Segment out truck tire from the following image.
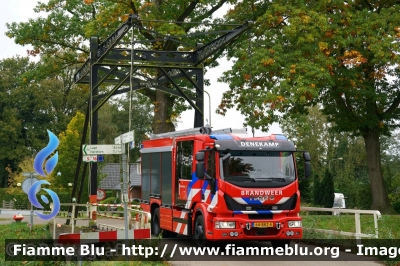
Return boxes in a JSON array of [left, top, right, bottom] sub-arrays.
[[271, 240, 291, 249], [193, 215, 209, 247], [152, 208, 161, 236]]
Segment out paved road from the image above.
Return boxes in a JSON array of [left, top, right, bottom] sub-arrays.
[[0, 212, 383, 266], [160, 237, 382, 266]]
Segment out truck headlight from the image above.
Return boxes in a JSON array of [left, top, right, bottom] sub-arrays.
[[288, 221, 302, 228], [215, 221, 236, 229]]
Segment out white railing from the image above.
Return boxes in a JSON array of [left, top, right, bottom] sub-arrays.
[[301, 207, 382, 240], [128, 207, 151, 230], [52, 203, 151, 239], [52, 203, 91, 238], [97, 223, 124, 231]]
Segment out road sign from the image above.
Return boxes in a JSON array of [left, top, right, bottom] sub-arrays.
[[121, 130, 134, 144], [83, 155, 97, 162], [82, 144, 124, 155], [21, 177, 41, 195], [97, 189, 106, 201], [115, 131, 135, 145], [97, 155, 104, 162]]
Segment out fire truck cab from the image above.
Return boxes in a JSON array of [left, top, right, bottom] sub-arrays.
[[139, 127, 311, 247]]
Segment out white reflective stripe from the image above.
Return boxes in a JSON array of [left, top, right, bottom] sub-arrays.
[[187, 188, 200, 200], [276, 197, 290, 204], [232, 197, 248, 204], [207, 192, 218, 212], [185, 188, 200, 208], [203, 190, 211, 202], [175, 223, 182, 233], [117, 230, 126, 239], [183, 225, 188, 235]]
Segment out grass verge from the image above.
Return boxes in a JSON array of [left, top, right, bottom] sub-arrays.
[[0, 221, 167, 266]]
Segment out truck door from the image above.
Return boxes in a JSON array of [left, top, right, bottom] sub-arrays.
[[175, 140, 193, 207], [173, 139, 204, 236], [174, 140, 201, 208]]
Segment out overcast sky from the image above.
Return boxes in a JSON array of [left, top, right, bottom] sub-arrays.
[[1, 1, 282, 136]]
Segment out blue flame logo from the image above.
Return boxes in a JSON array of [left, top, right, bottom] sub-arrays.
[[28, 130, 61, 220], [28, 180, 60, 220], [34, 130, 59, 176]]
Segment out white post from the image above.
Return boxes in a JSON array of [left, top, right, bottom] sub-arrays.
[[355, 213, 361, 244], [122, 152, 129, 239], [72, 203, 76, 234], [374, 213, 379, 238], [53, 217, 56, 239]]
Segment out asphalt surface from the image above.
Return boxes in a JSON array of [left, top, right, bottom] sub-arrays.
[[0, 211, 383, 266]]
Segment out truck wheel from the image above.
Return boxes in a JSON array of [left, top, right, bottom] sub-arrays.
[[193, 215, 209, 247], [152, 208, 161, 236], [271, 240, 291, 249]]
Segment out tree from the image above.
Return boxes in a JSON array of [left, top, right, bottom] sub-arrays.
[[53, 111, 87, 199], [6, 0, 234, 134], [97, 94, 153, 162], [5, 157, 51, 195], [281, 105, 332, 179], [220, 0, 400, 213], [0, 55, 87, 187]]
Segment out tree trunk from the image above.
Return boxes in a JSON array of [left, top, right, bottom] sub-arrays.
[[152, 90, 176, 134], [363, 127, 394, 214]]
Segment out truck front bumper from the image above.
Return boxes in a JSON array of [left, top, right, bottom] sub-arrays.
[[208, 216, 302, 240]]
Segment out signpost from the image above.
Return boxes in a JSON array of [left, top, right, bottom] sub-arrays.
[[82, 144, 124, 155], [22, 172, 39, 231], [113, 130, 134, 239]]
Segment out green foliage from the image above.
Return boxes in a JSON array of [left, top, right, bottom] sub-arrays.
[[0, 55, 87, 188], [53, 112, 88, 201], [313, 174, 323, 207], [98, 196, 119, 211], [0, 188, 73, 212], [5, 0, 234, 135], [221, 0, 400, 212], [321, 170, 334, 208], [313, 170, 334, 209], [100, 95, 153, 163]]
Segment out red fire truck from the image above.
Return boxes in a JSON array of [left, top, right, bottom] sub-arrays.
[[139, 127, 311, 247]]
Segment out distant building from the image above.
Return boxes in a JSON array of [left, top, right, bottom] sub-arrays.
[[98, 161, 141, 201]]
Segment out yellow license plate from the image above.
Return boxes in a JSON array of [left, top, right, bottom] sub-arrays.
[[253, 222, 273, 228]]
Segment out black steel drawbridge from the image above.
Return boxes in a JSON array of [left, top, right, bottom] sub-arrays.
[[68, 14, 251, 213]]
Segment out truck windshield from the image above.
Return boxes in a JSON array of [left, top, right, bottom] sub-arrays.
[[220, 151, 296, 187]]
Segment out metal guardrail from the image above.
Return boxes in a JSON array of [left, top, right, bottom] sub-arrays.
[[300, 206, 382, 240]]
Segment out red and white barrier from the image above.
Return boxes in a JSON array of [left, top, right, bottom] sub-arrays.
[[58, 229, 151, 244]]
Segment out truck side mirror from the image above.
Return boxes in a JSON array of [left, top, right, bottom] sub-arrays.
[[304, 161, 311, 178], [303, 152, 311, 161], [196, 151, 205, 161], [196, 162, 205, 179]]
